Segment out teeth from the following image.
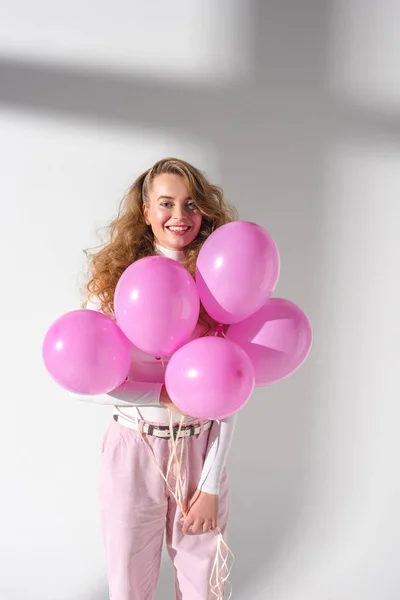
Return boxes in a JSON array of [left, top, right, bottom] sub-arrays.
[[168, 226, 190, 231]]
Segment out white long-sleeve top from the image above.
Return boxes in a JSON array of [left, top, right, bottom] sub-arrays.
[[73, 245, 237, 494]]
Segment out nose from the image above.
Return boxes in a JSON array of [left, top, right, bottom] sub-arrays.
[[172, 204, 185, 219]]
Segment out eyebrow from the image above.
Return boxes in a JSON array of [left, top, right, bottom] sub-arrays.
[[157, 195, 193, 202]]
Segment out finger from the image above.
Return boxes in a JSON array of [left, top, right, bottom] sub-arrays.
[[203, 519, 212, 533], [192, 519, 205, 535], [182, 516, 194, 535]]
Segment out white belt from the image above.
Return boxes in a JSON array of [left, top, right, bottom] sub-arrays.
[[113, 413, 213, 439]]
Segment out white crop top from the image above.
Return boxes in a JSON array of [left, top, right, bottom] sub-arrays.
[[71, 244, 237, 494]]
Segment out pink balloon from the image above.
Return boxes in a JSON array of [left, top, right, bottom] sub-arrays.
[[165, 337, 255, 420], [196, 221, 280, 324], [42, 310, 131, 394], [114, 256, 200, 357], [226, 298, 313, 386]]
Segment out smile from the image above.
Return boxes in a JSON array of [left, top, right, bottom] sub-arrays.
[[166, 226, 191, 233]]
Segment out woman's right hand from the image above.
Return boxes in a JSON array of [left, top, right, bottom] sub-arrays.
[[160, 385, 187, 415]]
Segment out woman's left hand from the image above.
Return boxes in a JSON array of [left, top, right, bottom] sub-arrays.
[[181, 489, 219, 534]]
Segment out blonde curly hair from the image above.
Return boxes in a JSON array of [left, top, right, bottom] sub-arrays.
[[83, 157, 237, 332]]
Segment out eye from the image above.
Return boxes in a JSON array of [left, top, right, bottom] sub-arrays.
[[160, 201, 173, 208], [187, 201, 198, 210]]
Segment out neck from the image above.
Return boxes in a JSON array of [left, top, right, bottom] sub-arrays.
[[155, 243, 185, 262]]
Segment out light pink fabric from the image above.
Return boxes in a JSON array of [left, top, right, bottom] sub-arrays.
[[99, 419, 230, 600]]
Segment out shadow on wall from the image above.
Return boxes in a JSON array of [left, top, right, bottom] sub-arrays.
[[0, 0, 348, 598]]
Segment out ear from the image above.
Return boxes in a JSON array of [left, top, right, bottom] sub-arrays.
[[143, 204, 151, 225]]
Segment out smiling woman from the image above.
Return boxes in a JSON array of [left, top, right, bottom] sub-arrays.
[[79, 157, 239, 600]]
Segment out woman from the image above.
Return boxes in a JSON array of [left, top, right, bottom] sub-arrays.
[[77, 157, 238, 600]]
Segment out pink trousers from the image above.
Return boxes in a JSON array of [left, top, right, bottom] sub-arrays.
[[99, 418, 230, 600]]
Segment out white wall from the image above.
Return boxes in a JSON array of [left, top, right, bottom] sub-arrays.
[[1, 1, 399, 599]]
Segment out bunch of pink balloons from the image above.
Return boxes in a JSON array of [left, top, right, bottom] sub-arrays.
[[43, 220, 312, 420]]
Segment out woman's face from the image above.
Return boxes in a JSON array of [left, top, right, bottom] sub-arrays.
[[143, 173, 203, 251]]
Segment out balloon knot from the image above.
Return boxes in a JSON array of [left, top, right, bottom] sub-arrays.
[[215, 324, 224, 336]]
